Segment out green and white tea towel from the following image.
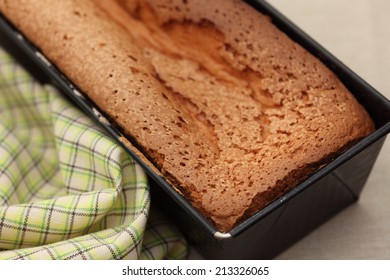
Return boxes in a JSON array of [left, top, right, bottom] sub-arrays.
[[0, 46, 187, 260]]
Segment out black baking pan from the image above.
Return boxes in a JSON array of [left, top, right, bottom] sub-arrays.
[[0, 0, 389, 259]]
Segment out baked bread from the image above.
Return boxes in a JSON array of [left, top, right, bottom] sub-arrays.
[[0, 0, 374, 232]]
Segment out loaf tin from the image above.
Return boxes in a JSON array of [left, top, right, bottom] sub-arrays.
[[0, 0, 389, 259]]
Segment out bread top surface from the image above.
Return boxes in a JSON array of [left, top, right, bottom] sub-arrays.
[[0, 0, 374, 231]]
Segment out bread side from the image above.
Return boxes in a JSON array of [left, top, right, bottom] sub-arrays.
[[0, 0, 374, 231]]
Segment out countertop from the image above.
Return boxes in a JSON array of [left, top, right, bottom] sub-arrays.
[[269, 0, 390, 259]]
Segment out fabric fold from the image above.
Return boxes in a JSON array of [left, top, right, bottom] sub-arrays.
[[0, 47, 186, 260]]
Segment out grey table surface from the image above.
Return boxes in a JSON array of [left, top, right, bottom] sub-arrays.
[[190, 0, 390, 260], [267, 0, 390, 260]]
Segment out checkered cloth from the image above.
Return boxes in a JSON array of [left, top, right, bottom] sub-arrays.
[[0, 47, 187, 260]]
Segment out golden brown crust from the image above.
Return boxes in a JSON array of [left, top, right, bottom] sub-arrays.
[[0, 0, 374, 231]]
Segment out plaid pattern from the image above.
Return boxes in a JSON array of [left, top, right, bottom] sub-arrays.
[[0, 47, 186, 260]]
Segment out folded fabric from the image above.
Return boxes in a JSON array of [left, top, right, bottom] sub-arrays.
[[0, 47, 186, 260]]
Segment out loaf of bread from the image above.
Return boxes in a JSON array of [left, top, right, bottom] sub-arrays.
[[0, 0, 374, 232]]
